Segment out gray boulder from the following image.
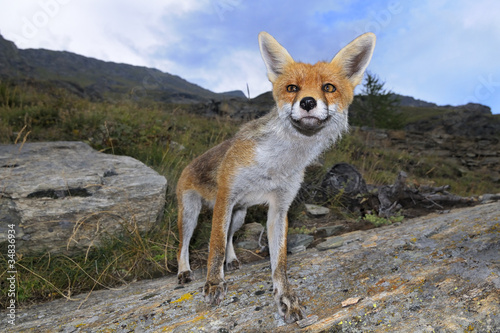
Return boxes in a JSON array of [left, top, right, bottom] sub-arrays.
[[236, 222, 265, 250], [287, 234, 314, 252], [304, 204, 330, 217], [0, 141, 167, 254]]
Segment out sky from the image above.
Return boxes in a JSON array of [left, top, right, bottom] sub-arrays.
[[0, 0, 499, 114]]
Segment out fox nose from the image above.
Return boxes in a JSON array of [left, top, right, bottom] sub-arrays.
[[300, 97, 317, 112]]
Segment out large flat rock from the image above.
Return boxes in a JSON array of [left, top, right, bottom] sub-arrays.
[[0, 141, 167, 254], [3, 203, 499, 332]]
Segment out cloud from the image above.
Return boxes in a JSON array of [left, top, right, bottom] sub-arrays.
[[174, 48, 269, 96], [369, 0, 500, 109], [0, 0, 207, 64], [0, 0, 498, 112]]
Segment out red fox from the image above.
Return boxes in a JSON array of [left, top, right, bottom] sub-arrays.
[[176, 31, 376, 323]]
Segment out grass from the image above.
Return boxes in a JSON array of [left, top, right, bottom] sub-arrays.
[[0, 80, 240, 307], [0, 80, 497, 307], [398, 105, 451, 124]]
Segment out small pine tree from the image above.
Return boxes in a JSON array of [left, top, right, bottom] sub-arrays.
[[350, 72, 405, 130]]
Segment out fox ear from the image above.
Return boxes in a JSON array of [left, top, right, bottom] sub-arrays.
[[331, 33, 376, 87], [259, 32, 294, 83]]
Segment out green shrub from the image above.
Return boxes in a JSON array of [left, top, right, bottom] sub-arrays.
[[362, 213, 404, 227]]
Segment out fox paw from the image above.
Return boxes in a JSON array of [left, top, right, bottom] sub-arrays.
[[275, 289, 305, 323], [226, 259, 240, 271], [177, 270, 193, 284], [203, 280, 227, 305]]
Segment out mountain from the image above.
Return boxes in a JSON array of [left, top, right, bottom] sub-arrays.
[[0, 35, 31, 78], [1, 34, 498, 138], [220, 90, 247, 98], [395, 94, 438, 108], [0, 34, 243, 103]]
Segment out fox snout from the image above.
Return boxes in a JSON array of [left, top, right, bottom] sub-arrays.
[[300, 97, 317, 112], [289, 97, 330, 135]]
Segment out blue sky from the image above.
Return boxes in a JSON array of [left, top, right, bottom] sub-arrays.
[[1, 0, 499, 113]]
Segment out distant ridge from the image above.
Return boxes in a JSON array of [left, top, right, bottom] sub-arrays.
[[0, 34, 240, 103], [220, 90, 247, 98], [395, 94, 438, 108], [0, 34, 495, 121]]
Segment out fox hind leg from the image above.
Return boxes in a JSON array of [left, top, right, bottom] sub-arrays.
[[225, 207, 247, 271], [177, 190, 202, 284]]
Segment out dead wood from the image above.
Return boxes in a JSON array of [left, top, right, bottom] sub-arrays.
[[318, 163, 478, 218]]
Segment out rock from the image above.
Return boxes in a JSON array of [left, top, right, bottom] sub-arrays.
[[169, 141, 185, 151], [460, 102, 492, 114], [316, 236, 345, 251], [479, 193, 500, 203], [0, 141, 167, 254], [296, 315, 319, 328], [317, 225, 345, 237], [477, 150, 498, 157], [289, 245, 306, 254], [341, 296, 362, 308], [188, 92, 274, 120], [304, 204, 330, 217], [235, 222, 264, 250], [5, 203, 499, 332], [482, 157, 500, 165], [287, 234, 314, 252], [321, 163, 368, 197]]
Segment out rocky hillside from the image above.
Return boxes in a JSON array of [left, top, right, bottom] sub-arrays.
[[404, 104, 499, 138], [0, 34, 236, 103], [357, 126, 500, 183]]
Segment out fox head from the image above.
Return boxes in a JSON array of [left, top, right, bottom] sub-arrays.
[[259, 32, 375, 136]]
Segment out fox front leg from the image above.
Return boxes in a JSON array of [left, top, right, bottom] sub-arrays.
[[203, 193, 233, 305], [267, 197, 305, 323]]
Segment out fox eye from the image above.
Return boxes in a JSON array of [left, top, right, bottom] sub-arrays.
[[323, 83, 336, 93], [286, 85, 299, 93]]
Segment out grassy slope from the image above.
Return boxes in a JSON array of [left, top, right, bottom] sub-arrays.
[[399, 105, 451, 124], [0, 81, 497, 307]]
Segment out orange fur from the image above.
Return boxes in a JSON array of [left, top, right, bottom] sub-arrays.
[[273, 62, 355, 112], [205, 139, 256, 279], [176, 139, 255, 272]]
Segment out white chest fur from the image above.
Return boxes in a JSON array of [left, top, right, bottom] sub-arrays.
[[232, 128, 329, 207]]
